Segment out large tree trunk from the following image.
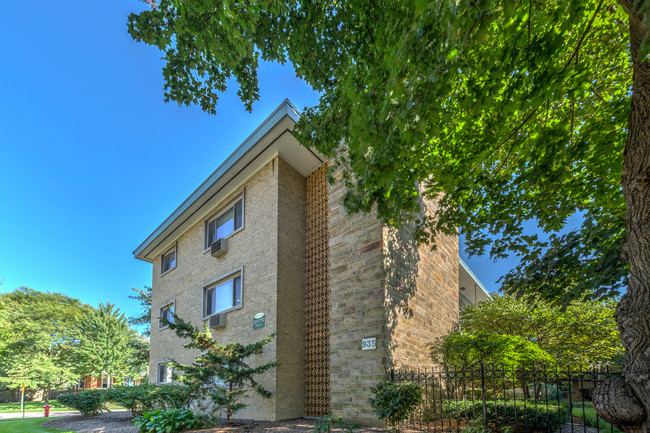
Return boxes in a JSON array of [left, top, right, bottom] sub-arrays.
[[593, 3, 650, 433]]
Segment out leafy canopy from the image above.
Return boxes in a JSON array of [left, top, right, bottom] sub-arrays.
[[431, 332, 555, 371], [128, 0, 633, 301], [0, 287, 92, 395], [163, 314, 278, 422], [459, 295, 623, 366]]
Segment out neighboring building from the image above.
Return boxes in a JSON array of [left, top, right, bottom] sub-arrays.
[[459, 258, 491, 309], [133, 99, 487, 424], [71, 374, 116, 392]]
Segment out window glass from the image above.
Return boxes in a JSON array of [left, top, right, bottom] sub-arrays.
[[158, 363, 171, 384], [205, 198, 243, 248], [160, 304, 174, 329], [161, 249, 176, 274], [204, 275, 242, 317]]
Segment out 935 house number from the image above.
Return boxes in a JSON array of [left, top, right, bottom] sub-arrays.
[[361, 337, 376, 351]]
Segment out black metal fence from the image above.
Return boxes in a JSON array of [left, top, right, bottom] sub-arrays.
[[390, 365, 621, 433]]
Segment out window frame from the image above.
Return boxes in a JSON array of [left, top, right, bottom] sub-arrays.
[[201, 268, 244, 320], [156, 361, 173, 385], [160, 243, 177, 276], [159, 301, 176, 330], [203, 193, 245, 253]]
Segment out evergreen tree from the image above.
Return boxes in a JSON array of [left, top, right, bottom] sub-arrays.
[[74, 302, 135, 387], [164, 315, 278, 422], [128, 286, 152, 337]]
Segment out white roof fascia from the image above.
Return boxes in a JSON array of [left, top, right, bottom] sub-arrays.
[[133, 99, 309, 261], [459, 258, 491, 300]]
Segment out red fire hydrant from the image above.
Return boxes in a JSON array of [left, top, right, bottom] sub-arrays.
[[43, 405, 51, 417]]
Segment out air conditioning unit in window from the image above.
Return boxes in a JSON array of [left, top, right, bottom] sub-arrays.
[[209, 313, 227, 329], [210, 238, 228, 258]]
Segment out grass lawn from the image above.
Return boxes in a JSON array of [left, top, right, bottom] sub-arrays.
[[572, 401, 622, 433], [0, 399, 74, 413], [0, 417, 74, 433]]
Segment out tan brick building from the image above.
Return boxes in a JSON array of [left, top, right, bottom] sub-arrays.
[[133, 99, 488, 424]]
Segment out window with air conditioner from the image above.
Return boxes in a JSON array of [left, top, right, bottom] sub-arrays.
[[204, 197, 243, 250], [161, 245, 177, 275], [159, 302, 175, 330], [203, 273, 242, 318]]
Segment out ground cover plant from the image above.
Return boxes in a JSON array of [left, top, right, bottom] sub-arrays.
[[0, 417, 73, 433], [132, 409, 205, 433], [442, 399, 569, 433]]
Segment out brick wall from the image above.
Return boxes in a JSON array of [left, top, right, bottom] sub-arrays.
[[328, 166, 459, 425], [275, 158, 307, 419], [149, 157, 282, 421], [328, 163, 388, 425], [383, 195, 459, 369]]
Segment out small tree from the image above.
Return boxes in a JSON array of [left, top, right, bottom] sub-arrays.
[[164, 314, 278, 422], [74, 302, 136, 387]]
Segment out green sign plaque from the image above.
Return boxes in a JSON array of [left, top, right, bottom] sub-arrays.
[[253, 313, 265, 329]]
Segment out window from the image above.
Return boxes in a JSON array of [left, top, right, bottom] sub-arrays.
[[159, 302, 175, 329], [157, 362, 172, 384], [204, 198, 243, 250], [203, 274, 242, 317], [161, 246, 176, 275], [101, 375, 109, 389]]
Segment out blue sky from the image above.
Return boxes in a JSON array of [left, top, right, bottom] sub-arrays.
[[0, 0, 514, 321]]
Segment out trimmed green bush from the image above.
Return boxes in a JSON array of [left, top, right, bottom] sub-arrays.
[[369, 381, 423, 432], [132, 409, 204, 433], [57, 390, 106, 416], [442, 399, 569, 433], [104, 384, 193, 416]]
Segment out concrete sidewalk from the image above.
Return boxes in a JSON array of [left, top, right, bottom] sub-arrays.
[[0, 410, 80, 420]]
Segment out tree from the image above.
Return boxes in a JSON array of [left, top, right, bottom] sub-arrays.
[[128, 286, 152, 337], [128, 1, 650, 429], [431, 332, 555, 372], [74, 302, 137, 387], [164, 315, 278, 422], [0, 288, 91, 402], [459, 295, 623, 367]]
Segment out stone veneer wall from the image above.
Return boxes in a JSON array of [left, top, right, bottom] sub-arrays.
[[383, 196, 459, 369], [328, 163, 387, 425], [328, 168, 460, 425], [149, 156, 306, 421], [305, 163, 331, 417], [275, 158, 307, 420]]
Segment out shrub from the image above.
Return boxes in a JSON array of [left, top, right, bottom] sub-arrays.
[[369, 381, 423, 432], [57, 390, 106, 416], [313, 414, 358, 432], [104, 384, 193, 416], [132, 409, 204, 433], [442, 399, 569, 433]]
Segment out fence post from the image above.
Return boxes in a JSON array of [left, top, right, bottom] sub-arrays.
[[480, 363, 487, 425]]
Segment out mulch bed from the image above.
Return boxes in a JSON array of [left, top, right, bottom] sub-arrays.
[[43, 412, 401, 433], [43, 411, 138, 433], [190, 418, 386, 432]]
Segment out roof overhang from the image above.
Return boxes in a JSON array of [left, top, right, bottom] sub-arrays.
[[459, 258, 491, 302], [133, 99, 325, 263]]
